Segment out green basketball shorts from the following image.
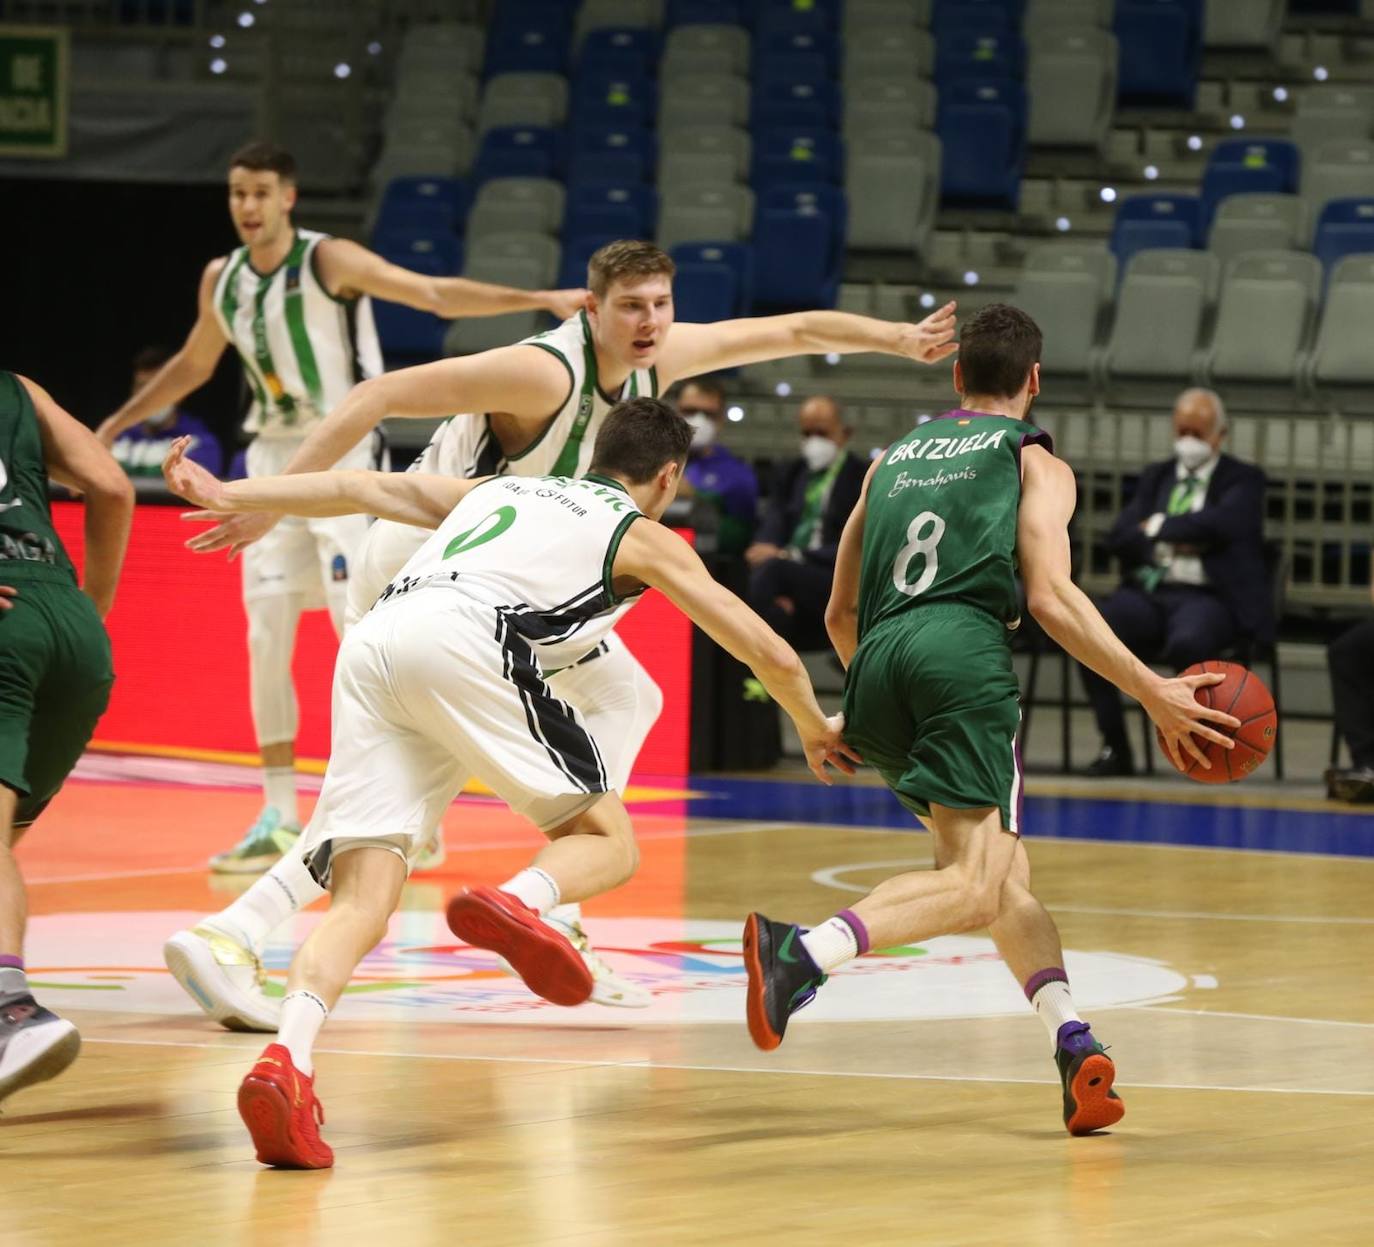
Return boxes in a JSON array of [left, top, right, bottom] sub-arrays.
[[842, 603, 1024, 834], [0, 577, 113, 829]]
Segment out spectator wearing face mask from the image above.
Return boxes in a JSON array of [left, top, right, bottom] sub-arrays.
[[1080, 387, 1272, 777], [675, 377, 759, 556], [745, 395, 867, 650], [111, 346, 223, 478]]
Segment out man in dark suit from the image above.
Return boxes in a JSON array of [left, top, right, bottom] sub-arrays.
[[745, 395, 867, 650], [1325, 578, 1374, 803], [1082, 388, 1272, 776]]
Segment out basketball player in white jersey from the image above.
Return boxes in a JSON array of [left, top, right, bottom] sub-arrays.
[[168, 240, 957, 1027], [96, 141, 586, 875], [162, 398, 856, 1168]]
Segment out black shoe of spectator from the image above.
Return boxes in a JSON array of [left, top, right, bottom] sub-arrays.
[[1326, 766, 1374, 803], [1084, 746, 1135, 778]]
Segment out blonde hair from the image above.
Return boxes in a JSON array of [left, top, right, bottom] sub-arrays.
[[587, 239, 675, 299]]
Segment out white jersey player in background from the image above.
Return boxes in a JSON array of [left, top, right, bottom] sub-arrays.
[[165, 239, 958, 1028], [161, 397, 857, 1169], [97, 140, 586, 874]]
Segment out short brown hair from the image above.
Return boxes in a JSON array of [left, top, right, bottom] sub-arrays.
[[589, 397, 693, 484], [587, 239, 675, 299], [957, 303, 1042, 399], [132, 345, 172, 373], [228, 140, 297, 183]]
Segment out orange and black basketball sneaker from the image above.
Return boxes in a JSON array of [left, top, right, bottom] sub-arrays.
[[446, 885, 593, 1006], [1055, 1022, 1126, 1135], [743, 912, 827, 1051], [238, 1042, 333, 1169]]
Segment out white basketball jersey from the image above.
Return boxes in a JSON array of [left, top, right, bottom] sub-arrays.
[[211, 228, 383, 438], [376, 473, 646, 671]]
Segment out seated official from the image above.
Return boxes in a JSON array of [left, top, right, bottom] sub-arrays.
[[674, 376, 759, 557], [1325, 579, 1374, 803], [1081, 388, 1272, 776], [111, 347, 223, 478], [745, 395, 866, 651]]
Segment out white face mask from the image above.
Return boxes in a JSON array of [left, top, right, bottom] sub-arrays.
[[802, 434, 839, 473], [1174, 435, 1214, 472], [145, 406, 175, 429], [686, 413, 716, 451]]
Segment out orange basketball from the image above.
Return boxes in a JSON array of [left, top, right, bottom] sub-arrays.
[[1155, 660, 1277, 783]]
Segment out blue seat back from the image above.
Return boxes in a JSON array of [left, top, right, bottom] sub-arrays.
[[753, 127, 842, 189], [1115, 193, 1203, 246], [374, 176, 468, 236], [752, 80, 840, 128], [567, 182, 658, 236], [1111, 219, 1195, 270], [1114, 0, 1201, 107], [935, 31, 1026, 83], [673, 262, 742, 323], [753, 209, 839, 309], [472, 127, 565, 185], [670, 241, 754, 310]]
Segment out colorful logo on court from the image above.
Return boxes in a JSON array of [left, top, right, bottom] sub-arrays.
[[24, 914, 1190, 1028]]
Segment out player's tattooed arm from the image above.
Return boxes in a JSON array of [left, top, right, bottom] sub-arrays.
[[164, 438, 480, 529], [655, 301, 957, 388], [315, 238, 588, 321], [825, 457, 881, 669]]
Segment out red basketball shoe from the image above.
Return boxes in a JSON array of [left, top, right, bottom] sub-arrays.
[[238, 1043, 333, 1169], [446, 885, 593, 1006]]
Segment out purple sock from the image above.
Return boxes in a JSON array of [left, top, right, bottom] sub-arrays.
[[835, 909, 871, 955], [1023, 966, 1068, 1002], [0, 955, 23, 970]]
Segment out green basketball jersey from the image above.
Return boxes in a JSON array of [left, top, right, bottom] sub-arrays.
[[857, 409, 1052, 640], [0, 371, 77, 586]]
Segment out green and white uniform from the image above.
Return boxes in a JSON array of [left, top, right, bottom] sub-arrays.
[[0, 373, 114, 828], [842, 409, 1053, 833], [302, 473, 646, 883], [211, 228, 381, 608]]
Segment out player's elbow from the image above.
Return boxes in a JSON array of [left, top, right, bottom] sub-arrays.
[[84, 461, 136, 509], [755, 637, 803, 686], [824, 597, 856, 639], [1026, 578, 1072, 631]]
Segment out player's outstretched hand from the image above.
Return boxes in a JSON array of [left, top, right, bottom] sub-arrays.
[[544, 288, 589, 320], [0, 585, 17, 611], [162, 436, 227, 511], [1141, 671, 1240, 773], [897, 300, 959, 365], [802, 712, 863, 786], [182, 509, 279, 560]]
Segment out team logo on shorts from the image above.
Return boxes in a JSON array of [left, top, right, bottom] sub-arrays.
[[331, 554, 348, 582]]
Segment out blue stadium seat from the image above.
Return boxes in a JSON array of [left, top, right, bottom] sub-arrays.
[[373, 177, 468, 236], [485, 29, 570, 78], [762, 184, 847, 260], [1112, 193, 1204, 253], [1200, 138, 1299, 233], [372, 236, 463, 363], [579, 27, 659, 77], [752, 207, 840, 310], [756, 30, 838, 75], [669, 241, 754, 312], [1114, 0, 1202, 107], [570, 125, 655, 183], [563, 201, 642, 243], [572, 75, 657, 130], [489, 1, 574, 39], [753, 81, 840, 129], [665, 0, 744, 26], [1314, 198, 1374, 277], [935, 31, 1026, 83], [753, 128, 843, 190], [472, 127, 565, 185], [754, 51, 833, 91], [673, 262, 743, 323], [931, 0, 1021, 35], [754, 2, 837, 36], [559, 232, 622, 288], [936, 79, 1026, 209], [563, 182, 659, 236]]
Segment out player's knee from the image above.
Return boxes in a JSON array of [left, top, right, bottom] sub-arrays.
[[637, 667, 665, 727], [951, 870, 1002, 931]]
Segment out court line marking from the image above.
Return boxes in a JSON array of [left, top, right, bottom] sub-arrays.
[[78, 1035, 1374, 1098], [1127, 1005, 1374, 1030], [810, 859, 1374, 924]]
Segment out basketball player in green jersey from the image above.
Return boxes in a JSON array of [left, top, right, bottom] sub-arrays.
[[95, 141, 587, 874], [742, 305, 1241, 1136], [0, 372, 134, 1103]]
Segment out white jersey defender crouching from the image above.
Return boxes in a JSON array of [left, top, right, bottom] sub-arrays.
[[161, 398, 855, 1169]]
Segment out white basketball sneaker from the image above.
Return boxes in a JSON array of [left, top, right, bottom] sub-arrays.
[[0, 994, 81, 1103], [164, 926, 281, 1033], [537, 914, 651, 1008]]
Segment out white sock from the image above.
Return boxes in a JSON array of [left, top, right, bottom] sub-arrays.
[[0, 966, 27, 997], [499, 867, 560, 915], [278, 989, 328, 1076], [202, 850, 327, 954], [262, 765, 299, 826], [800, 917, 860, 974], [1029, 979, 1083, 1048], [547, 901, 582, 929]]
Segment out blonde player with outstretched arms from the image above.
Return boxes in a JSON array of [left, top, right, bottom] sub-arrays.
[[162, 398, 859, 1168], [161, 240, 959, 1028], [97, 141, 585, 875]]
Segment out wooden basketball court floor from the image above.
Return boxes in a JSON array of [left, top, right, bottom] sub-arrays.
[[5, 761, 1372, 1247]]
